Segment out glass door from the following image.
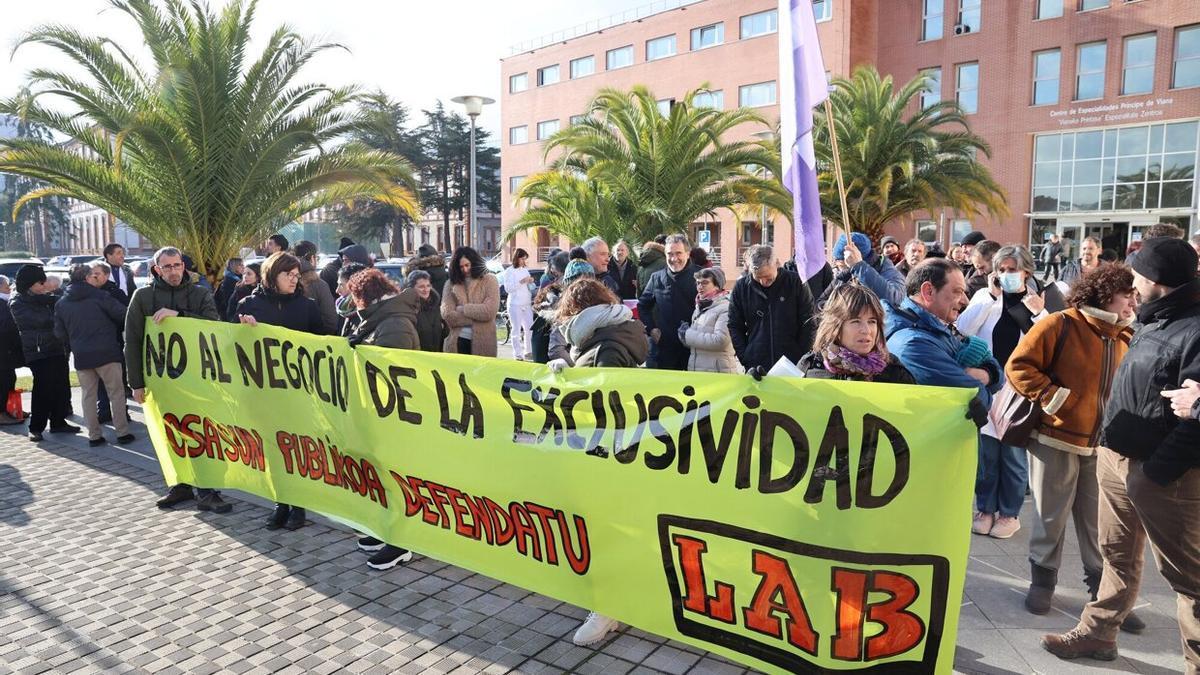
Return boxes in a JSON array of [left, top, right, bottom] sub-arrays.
[[1084, 222, 1128, 261]]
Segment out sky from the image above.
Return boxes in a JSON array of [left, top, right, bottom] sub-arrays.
[[0, 0, 653, 142]]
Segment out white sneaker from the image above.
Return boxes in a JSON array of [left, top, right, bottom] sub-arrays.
[[572, 612, 619, 646]]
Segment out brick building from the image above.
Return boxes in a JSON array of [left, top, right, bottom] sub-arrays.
[[500, 0, 1200, 274]]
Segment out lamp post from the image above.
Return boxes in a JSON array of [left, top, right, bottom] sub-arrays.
[[752, 131, 774, 246], [451, 95, 495, 253]]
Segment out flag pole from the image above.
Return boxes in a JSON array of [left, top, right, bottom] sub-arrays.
[[822, 95, 852, 241]]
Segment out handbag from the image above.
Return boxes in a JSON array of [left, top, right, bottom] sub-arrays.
[[6, 389, 24, 421], [988, 316, 1070, 448]]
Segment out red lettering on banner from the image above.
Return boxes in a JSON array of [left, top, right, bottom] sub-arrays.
[[672, 535, 735, 623], [742, 551, 819, 656]]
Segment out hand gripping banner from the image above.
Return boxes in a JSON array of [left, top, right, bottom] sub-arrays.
[[141, 318, 979, 673]]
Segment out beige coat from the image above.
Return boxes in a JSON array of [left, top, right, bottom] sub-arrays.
[[441, 274, 500, 356], [683, 294, 740, 374]]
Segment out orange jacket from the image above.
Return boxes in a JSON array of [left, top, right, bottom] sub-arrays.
[[1005, 307, 1132, 454]]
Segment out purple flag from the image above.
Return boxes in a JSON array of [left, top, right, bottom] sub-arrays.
[[778, 0, 828, 281]]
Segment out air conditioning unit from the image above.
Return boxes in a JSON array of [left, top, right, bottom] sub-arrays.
[[954, 23, 973, 35]]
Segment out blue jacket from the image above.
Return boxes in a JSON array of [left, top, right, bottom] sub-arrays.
[[820, 253, 907, 309], [885, 297, 1002, 407]]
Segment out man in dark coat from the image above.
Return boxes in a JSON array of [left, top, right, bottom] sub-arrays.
[[10, 265, 77, 441], [320, 236, 356, 295], [607, 240, 638, 300], [126, 247, 229, 514], [101, 243, 137, 304], [54, 263, 134, 445], [637, 234, 696, 371], [728, 244, 817, 373], [1043, 238, 1200, 668]]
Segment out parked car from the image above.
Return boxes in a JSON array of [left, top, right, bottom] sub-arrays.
[[45, 254, 102, 281], [131, 258, 153, 288], [0, 257, 49, 279]]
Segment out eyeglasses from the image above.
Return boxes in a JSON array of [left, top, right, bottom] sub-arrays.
[[282, 271, 301, 281], [158, 263, 184, 271]]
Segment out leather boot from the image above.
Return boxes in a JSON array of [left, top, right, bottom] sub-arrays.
[[265, 503, 290, 530], [1041, 629, 1118, 661], [1084, 568, 1144, 634], [284, 506, 306, 530], [1025, 563, 1057, 615]]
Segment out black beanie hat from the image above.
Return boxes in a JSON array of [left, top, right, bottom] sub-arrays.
[[339, 237, 355, 249], [1131, 237, 1198, 288], [960, 231, 986, 247], [15, 264, 46, 292]]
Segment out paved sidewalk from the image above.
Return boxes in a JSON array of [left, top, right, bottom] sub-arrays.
[[0, 390, 1187, 674]]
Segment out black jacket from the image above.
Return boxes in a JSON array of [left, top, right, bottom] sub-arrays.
[[103, 262, 137, 304], [236, 287, 326, 335], [0, 296, 23, 368], [575, 321, 650, 368], [1100, 279, 1200, 485], [52, 282, 126, 370], [349, 291, 420, 350], [415, 290, 446, 352], [728, 268, 817, 371], [226, 284, 254, 322], [320, 258, 341, 296], [607, 257, 638, 300], [797, 350, 916, 384], [638, 263, 698, 352], [10, 292, 66, 364], [214, 271, 240, 321]]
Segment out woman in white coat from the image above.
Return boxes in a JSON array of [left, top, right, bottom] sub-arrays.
[[501, 248, 536, 360], [680, 267, 740, 374], [956, 244, 1064, 541]]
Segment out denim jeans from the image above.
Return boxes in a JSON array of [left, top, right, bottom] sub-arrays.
[[976, 433, 1028, 517]]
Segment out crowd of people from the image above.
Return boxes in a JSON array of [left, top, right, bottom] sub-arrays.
[[3, 224, 1197, 667]]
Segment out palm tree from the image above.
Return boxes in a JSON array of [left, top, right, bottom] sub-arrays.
[[0, 0, 419, 280], [506, 171, 630, 246], [814, 66, 1008, 242], [536, 86, 791, 244]]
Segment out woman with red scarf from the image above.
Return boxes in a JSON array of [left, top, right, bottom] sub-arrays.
[[798, 282, 915, 384], [680, 267, 740, 373]]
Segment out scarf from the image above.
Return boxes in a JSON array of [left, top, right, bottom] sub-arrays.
[[822, 345, 889, 379], [695, 289, 726, 310]]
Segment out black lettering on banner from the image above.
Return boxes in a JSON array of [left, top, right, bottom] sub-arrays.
[[856, 414, 910, 509], [144, 331, 187, 380], [531, 386, 563, 445], [559, 390, 590, 450], [696, 406, 739, 484], [433, 371, 484, 438], [734, 396, 761, 490], [644, 395, 683, 470], [804, 406, 851, 508], [501, 378, 537, 443], [759, 410, 810, 495], [612, 392, 648, 464], [676, 386, 699, 475], [235, 340, 263, 387]]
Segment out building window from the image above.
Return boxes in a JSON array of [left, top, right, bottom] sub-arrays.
[[922, 0, 943, 41], [813, 0, 832, 22], [1075, 41, 1107, 100], [1122, 33, 1156, 95], [606, 45, 634, 70], [956, 62, 979, 114], [536, 119, 559, 140], [570, 55, 595, 79], [1033, 49, 1061, 105], [509, 125, 528, 145], [509, 176, 525, 194], [739, 81, 778, 108], [1078, 0, 1108, 10], [951, 220, 974, 243], [916, 220, 938, 244], [570, 114, 587, 126], [509, 73, 528, 93], [656, 99, 675, 116], [920, 67, 942, 109], [740, 9, 778, 39], [690, 23, 724, 50], [537, 64, 560, 86], [1031, 121, 1198, 213], [1035, 0, 1062, 19], [958, 0, 981, 33], [694, 90, 724, 109], [646, 35, 676, 61], [1174, 25, 1200, 89]]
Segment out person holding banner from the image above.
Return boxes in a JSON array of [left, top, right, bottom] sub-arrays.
[[127, 247, 230, 514], [236, 252, 327, 531], [799, 283, 915, 384], [441, 246, 500, 357], [545, 278, 647, 645], [1006, 264, 1143, 631]]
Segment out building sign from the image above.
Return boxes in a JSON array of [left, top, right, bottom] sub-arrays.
[[1047, 96, 1178, 128]]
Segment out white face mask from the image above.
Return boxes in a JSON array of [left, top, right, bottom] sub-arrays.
[[998, 272, 1025, 294]]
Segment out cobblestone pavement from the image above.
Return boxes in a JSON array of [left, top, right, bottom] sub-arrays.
[[0, 391, 1187, 674]]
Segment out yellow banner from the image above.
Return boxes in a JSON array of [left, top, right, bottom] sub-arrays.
[[142, 318, 978, 674]]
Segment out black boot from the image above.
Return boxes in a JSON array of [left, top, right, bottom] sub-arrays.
[[156, 484, 195, 509], [265, 503, 290, 530], [284, 506, 306, 530], [1025, 563, 1057, 615]]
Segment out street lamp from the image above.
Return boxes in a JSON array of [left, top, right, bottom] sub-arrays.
[[752, 131, 774, 246], [451, 95, 495, 253]]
